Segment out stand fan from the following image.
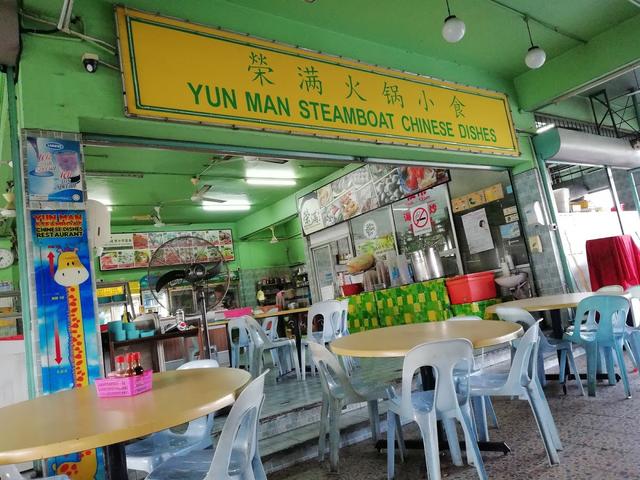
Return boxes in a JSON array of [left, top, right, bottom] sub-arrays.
[[147, 235, 230, 359]]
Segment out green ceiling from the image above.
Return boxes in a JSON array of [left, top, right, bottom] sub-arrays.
[[226, 0, 637, 78], [84, 145, 344, 225]]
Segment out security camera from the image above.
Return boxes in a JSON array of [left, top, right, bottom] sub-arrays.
[[631, 138, 640, 151], [82, 53, 99, 73]]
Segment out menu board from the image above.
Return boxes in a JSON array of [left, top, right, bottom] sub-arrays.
[[99, 229, 234, 271], [298, 164, 449, 235]]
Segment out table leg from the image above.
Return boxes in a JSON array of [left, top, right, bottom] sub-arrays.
[[294, 313, 303, 367], [105, 443, 127, 480]]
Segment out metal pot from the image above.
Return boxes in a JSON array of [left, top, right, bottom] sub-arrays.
[[409, 248, 444, 281]]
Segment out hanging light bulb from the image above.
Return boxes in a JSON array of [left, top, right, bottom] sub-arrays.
[[523, 17, 546, 69], [442, 0, 465, 43]]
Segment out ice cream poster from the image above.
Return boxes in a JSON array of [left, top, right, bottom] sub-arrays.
[[30, 210, 105, 479], [25, 135, 84, 204]]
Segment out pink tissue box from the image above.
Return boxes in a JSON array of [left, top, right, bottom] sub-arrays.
[[95, 370, 153, 398], [223, 307, 253, 318]]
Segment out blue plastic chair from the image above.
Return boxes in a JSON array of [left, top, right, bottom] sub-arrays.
[[468, 321, 562, 466], [308, 341, 403, 473], [147, 371, 268, 480], [227, 317, 252, 370], [245, 316, 301, 380], [386, 339, 487, 480], [447, 315, 499, 430], [125, 359, 219, 474], [564, 295, 632, 398], [495, 306, 584, 396]]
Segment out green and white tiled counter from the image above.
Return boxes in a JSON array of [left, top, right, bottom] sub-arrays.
[[451, 298, 502, 320], [342, 279, 501, 332]]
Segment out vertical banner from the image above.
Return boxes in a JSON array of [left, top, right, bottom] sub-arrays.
[[31, 210, 104, 478], [31, 210, 100, 391]]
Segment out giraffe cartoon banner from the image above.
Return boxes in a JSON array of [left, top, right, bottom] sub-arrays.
[[30, 209, 105, 479]]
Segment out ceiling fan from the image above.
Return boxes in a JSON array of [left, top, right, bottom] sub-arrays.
[[189, 177, 226, 203], [269, 226, 279, 244], [130, 205, 189, 228]]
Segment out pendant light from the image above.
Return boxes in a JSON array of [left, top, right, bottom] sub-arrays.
[[442, 0, 465, 43], [524, 17, 546, 69]]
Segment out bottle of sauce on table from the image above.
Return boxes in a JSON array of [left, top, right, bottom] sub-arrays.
[[115, 354, 126, 377], [133, 352, 144, 376], [125, 353, 135, 377]]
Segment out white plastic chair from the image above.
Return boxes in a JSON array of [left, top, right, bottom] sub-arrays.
[[335, 298, 359, 373], [147, 371, 268, 480], [261, 310, 279, 340], [126, 359, 219, 473], [447, 315, 499, 431], [244, 316, 301, 380], [308, 342, 403, 473], [596, 285, 625, 294], [386, 339, 486, 480], [336, 299, 350, 337], [469, 321, 562, 466], [301, 300, 342, 380], [261, 309, 286, 371], [0, 465, 68, 480], [495, 306, 584, 396], [227, 317, 252, 370]]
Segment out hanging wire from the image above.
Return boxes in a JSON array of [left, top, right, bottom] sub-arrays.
[[444, 0, 452, 16], [524, 16, 535, 47]]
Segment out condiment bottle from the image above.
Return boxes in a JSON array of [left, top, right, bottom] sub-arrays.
[[125, 353, 135, 377], [115, 355, 126, 377], [133, 352, 144, 376]]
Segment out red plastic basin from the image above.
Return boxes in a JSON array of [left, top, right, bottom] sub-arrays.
[[446, 271, 496, 305]]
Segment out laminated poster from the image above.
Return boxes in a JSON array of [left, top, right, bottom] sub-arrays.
[[461, 208, 495, 255], [500, 222, 521, 240], [99, 230, 234, 270], [25, 136, 84, 204], [30, 210, 105, 478]]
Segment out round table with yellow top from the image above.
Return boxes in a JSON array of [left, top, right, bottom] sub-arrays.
[[331, 319, 522, 357], [331, 320, 522, 455], [0, 368, 251, 479], [484, 292, 601, 315]]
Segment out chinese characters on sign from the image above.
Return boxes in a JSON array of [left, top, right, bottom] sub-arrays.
[[248, 52, 273, 86]]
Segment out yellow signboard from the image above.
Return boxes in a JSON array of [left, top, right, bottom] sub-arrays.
[[116, 7, 520, 157]]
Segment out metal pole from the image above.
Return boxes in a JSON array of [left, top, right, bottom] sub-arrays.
[[6, 66, 37, 398], [606, 167, 625, 233], [628, 170, 640, 220], [533, 142, 576, 292]]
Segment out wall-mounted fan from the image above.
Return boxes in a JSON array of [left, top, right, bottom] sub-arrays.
[[147, 235, 230, 359]]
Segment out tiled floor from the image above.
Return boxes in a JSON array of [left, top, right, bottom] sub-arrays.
[[270, 354, 640, 480]]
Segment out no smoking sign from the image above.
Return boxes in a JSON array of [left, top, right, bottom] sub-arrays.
[[410, 203, 432, 236]]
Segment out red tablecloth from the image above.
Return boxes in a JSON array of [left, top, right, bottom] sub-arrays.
[[586, 235, 640, 291]]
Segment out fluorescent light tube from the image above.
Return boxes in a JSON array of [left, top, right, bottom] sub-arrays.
[[536, 123, 556, 134], [202, 204, 251, 211], [245, 178, 297, 186]]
